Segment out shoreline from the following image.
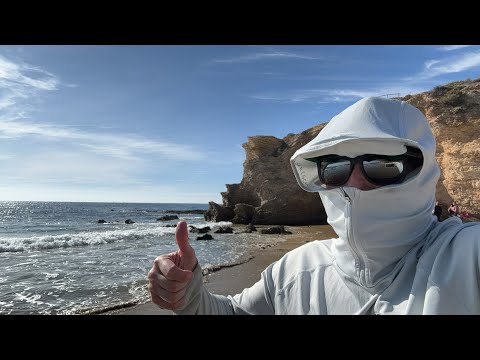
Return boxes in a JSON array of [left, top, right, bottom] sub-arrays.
[[101, 224, 337, 315]]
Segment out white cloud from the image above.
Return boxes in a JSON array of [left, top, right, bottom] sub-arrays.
[[425, 60, 440, 69], [79, 143, 142, 161], [0, 93, 15, 110], [437, 45, 471, 51], [0, 55, 59, 108], [0, 54, 207, 162], [0, 145, 215, 201], [212, 50, 323, 63], [0, 119, 207, 161], [0, 54, 62, 138], [0, 150, 143, 185], [411, 51, 480, 80], [249, 85, 426, 104]]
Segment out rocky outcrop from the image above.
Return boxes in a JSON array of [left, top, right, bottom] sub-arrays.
[[156, 215, 179, 221], [205, 126, 327, 225], [205, 201, 234, 222], [205, 77, 480, 225], [401, 78, 480, 217]]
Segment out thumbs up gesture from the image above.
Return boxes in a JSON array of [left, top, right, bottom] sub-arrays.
[[148, 221, 198, 310]]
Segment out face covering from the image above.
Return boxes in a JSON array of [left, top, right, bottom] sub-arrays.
[[290, 97, 439, 288]]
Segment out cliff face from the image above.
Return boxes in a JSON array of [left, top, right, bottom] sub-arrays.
[[206, 125, 327, 225], [402, 78, 480, 217], [205, 78, 480, 224]]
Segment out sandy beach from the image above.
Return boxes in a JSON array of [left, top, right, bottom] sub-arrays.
[[101, 224, 337, 315]]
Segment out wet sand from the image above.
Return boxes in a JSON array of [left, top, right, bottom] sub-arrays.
[[102, 224, 337, 315]]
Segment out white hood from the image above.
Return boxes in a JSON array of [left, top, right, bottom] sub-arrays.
[[290, 97, 440, 290]]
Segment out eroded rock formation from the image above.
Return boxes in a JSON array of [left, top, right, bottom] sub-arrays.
[[403, 78, 480, 217], [205, 127, 327, 225]]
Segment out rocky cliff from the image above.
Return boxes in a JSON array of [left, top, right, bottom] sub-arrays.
[[205, 78, 480, 224], [206, 125, 327, 225], [403, 78, 480, 218]]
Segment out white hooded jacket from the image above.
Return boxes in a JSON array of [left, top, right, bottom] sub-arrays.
[[177, 97, 480, 315]]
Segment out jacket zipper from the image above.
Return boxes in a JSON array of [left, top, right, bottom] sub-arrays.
[[340, 187, 366, 285]]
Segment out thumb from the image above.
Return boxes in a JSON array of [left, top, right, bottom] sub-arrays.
[[175, 221, 193, 255], [175, 221, 197, 270]]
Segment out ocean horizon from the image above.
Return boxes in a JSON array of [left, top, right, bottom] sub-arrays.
[[0, 201, 276, 315]]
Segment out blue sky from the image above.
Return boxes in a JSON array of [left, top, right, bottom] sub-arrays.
[[0, 45, 478, 204]]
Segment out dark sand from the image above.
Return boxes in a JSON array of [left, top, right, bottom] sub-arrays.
[[102, 224, 337, 315]]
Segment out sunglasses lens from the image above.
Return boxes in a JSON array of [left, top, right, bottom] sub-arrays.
[[307, 149, 423, 189], [362, 159, 404, 185], [320, 160, 352, 186]]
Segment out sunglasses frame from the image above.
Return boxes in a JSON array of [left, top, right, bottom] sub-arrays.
[[305, 147, 423, 187]]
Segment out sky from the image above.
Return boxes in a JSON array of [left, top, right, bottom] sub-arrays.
[[0, 45, 479, 204]]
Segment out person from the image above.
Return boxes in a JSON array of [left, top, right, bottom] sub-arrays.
[[148, 96, 480, 314], [433, 200, 442, 222], [448, 201, 459, 217]]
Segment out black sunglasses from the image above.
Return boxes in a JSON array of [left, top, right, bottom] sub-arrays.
[[305, 146, 423, 187]]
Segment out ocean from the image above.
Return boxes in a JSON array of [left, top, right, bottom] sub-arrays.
[[0, 201, 277, 315]]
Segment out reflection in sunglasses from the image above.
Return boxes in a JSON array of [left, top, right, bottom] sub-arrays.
[[306, 147, 423, 187]]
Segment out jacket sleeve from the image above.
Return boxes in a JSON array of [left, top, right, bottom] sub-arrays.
[[174, 262, 277, 315], [228, 262, 276, 314]]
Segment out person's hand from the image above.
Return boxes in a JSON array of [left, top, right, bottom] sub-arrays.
[[148, 220, 198, 310]]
